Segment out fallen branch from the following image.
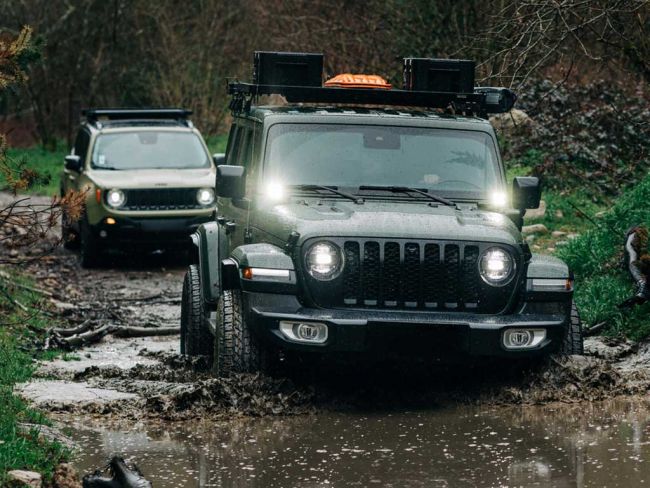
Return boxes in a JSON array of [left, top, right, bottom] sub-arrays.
[[584, 321, 607, 337], [48, 323, 180, 349], [112, 326, 180, 338], [50, 319, 94, 337]]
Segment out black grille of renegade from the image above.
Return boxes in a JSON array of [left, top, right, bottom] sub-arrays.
[[121, 189, 201, 211], [303, 239, 520, 314]]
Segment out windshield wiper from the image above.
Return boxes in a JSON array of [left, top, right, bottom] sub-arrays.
[[290, 184, 364, 204], [359, 185, 456, 207]]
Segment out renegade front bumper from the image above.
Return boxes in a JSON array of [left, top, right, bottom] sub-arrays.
[[91, 215, 212, 247], [245, 292, 567, 358]]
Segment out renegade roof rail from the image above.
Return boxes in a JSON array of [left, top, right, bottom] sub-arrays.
[[228, 52, 516, 118], [82, 108, 193, 124]]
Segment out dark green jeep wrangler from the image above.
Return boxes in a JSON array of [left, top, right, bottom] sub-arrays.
[[180, 52, 582, 376]]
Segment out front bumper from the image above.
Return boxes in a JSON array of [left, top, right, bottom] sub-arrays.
[[90, 215, 212, 247], [245, 293, 567, 358]]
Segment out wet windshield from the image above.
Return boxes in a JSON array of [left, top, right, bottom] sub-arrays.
[[264, 124, 502, 196], [91, 131, 209, 170]]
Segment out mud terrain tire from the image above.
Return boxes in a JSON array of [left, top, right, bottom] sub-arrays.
[[61, 208, 80, 250], [561, 301, 584, 355], [80, 218, 102, 268], [213, 289, 265, 377], [180, 265, 213, 357]]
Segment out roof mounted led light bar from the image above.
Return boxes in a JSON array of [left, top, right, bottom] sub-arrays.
[[230, 52, 516, 118]]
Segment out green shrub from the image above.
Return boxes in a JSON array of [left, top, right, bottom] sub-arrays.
[[557, 175, 650, 339]]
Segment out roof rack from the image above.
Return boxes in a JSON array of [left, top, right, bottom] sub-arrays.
[[229, 52, 516, 118], [82, 108, 193, 124]]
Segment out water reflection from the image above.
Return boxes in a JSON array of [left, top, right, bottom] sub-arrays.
[[60, 397, 650, 487]]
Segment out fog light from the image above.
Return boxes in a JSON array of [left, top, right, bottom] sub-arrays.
[[503, 328, 546, 350], [279, 321, 328, 344], [106, 217, 116, 225]]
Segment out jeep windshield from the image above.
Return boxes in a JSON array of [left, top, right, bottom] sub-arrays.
[[264, 124, 503, 200], [91, 130, 210, 170]]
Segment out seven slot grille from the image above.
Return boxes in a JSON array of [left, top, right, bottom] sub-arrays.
[[304, 239, 518, 313], [120, 188, 202, 210]]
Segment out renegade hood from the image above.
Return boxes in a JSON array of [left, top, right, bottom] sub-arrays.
[[88, 168, 216, 189]]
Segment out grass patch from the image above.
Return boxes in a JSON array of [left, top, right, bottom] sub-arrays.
[[3, 145, 66, 196], [556, 175, 650, 339], [0, 271, 68, 483], [205, 134, 228, 154]]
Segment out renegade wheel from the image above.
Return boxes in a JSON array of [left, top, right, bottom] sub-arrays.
[[180, 265, 213, 357], [61, 208, 79, 250], [213, 289, 266, 377], [79, 218, 102, 268], [560, 301, 584, 355]]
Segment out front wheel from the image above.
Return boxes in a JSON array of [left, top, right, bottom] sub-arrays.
[[180, 265, 213, 357], [61, 207, 79, 250], [213, 289, 268, 377], [560, 301, 584, 355], [80, 219, 102, 268]]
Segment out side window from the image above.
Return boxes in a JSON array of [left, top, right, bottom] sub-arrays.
[[225, 125, 241, 164], [73, 130, 90, 163], [238, 129, 254, 167]]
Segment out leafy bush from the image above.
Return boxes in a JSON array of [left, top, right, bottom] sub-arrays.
[[505, 79, 649, 199], [557, 175, 650, 339]]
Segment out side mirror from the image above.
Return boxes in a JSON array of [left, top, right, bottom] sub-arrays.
[[512, 176, 541, 209], [216, 165, 246, 199], [212, 153, 226, 166], [64, 154, 82, 172]]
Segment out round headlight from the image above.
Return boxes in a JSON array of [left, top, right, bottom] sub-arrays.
[[106, 189, 126, 208], [479, 247, 515, 285], [305, 241, 343, 281], [197, 187, 215, 206]]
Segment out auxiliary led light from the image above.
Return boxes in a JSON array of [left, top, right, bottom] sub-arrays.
[[490, 191, 508, 208], [265, 182, 285, 202]]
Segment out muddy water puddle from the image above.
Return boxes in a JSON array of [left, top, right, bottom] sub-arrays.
[[59, 397, 650, 487]]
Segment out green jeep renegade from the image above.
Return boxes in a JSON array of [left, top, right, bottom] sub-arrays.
[[61, 109, 217, 267], [181, 53, 582, 376]]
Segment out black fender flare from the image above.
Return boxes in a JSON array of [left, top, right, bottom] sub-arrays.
[[191, 222, 231, 305], [231, 243, 297, 294]]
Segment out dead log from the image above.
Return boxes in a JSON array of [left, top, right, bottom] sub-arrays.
[[61, 324, 114, 349], [51, 319, 94, 337], [50, 324, 180, 349], [111, 326, 180, 338]]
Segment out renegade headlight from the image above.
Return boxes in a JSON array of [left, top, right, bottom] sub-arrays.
[[479, 247, 515, 286], [106, 189, 126, 208], [197, 187, 215, 206], [305, 241, 343, 281]]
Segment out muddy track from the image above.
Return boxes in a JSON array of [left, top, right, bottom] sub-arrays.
[[3, 193, 650, 420]]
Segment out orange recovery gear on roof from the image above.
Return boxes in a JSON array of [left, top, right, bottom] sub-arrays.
[[324, 74, 392, 89]]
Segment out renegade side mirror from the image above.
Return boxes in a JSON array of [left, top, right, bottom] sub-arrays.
[[64, 154, 82, 172], [216, 165, 246, 199], [512, 176, 541, 209], [212, 153, 226, 165]]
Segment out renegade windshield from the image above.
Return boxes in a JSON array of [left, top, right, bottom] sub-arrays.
[[91, 131, 210, 170], [264, 124, 502, 198]]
